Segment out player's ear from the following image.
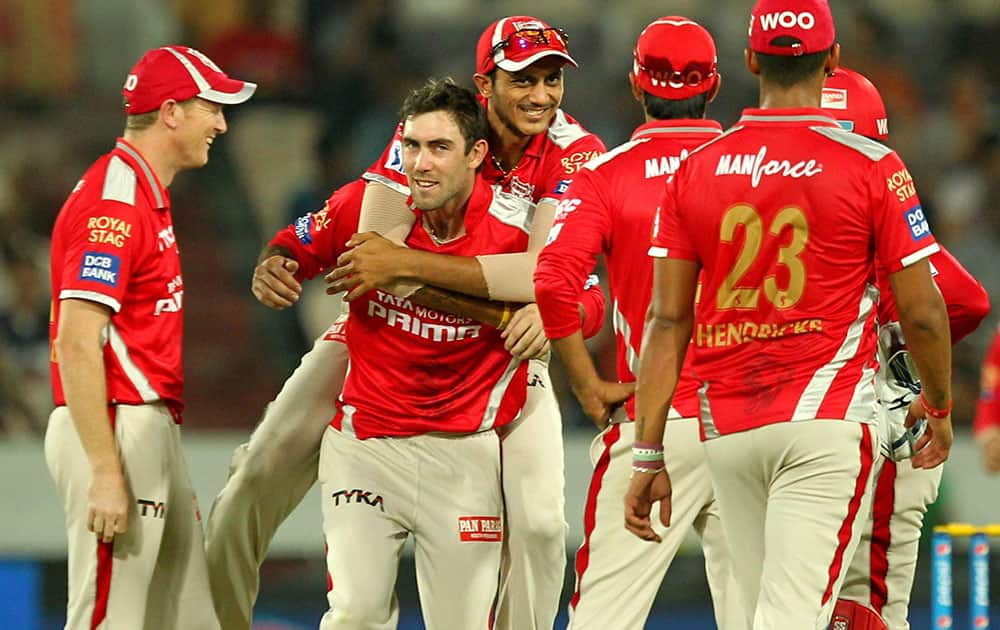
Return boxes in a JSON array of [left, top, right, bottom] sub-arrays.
[[467, 138, 488, 169], [627, 72, 644, 105], [825, 43, 841, 75], [707, 73, 721, 103], [745, 49, 761, 76], [160, 99, 182, 130], [473, 73, 493, 98]]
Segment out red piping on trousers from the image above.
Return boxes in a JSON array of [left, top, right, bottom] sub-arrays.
[[822, 424, 875, 605], [91, 406, 117, 629], [869, 460, 897, 612], [569, 424, 621, 611]]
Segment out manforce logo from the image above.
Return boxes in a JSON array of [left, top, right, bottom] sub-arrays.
[[757, 11, 817, 32], [137, 498, 166, 519], [645, 149, 690, 178], [331, 488, 384, 512], [714, 146, 823, 188]]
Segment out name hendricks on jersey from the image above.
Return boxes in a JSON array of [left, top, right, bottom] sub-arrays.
[[646, 149, 690, 179], [695, 318, 824, 348], [715, 146, 823, 188], [368, 290, 482, 342]]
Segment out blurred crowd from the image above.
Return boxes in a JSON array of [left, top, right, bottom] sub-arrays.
[[1, 0, 997, 435]]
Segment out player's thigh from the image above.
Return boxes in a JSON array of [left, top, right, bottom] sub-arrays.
[[320, 427, 411, 622], [500, 359, 564, 532], [756, 421, 877, 629], [413, 431, 503, 630]]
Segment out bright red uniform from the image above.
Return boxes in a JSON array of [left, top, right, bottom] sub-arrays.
[[365, 100, 605, 208], [49, 138, 184, 417], [536, 119, 724, 421], [652, 109, 940, 437], [331, 179, 530, 438], [975, 327, 1000, 435]]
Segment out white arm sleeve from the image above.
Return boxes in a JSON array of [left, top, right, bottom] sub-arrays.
[[359, 180, 421, 297], [475, 200, 556, 302]]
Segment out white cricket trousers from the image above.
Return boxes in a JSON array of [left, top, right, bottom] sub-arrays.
[[839, 457, 943, 629], [318, 427, 503, 629], [703, 420, 878, 630], [46, 403, 218, 630], [205, 318, 566, 630], [567, 418, 745, 630]]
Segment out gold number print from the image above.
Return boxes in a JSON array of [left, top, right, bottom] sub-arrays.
[[717, 204, 809, 310], [718, 204, 762, 309], [764, 207, 809, 308]]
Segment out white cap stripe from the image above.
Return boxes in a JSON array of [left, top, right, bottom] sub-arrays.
[[162, 47, 212, 92]]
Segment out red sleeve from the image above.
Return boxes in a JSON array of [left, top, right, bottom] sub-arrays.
[[534, 168, 610, 339], [871, 154, 940, 274], [268, 180, 365, 281], [928, 247, 990, 343], [539, 133, 606, 205], [579, 274, 606, 339], [974, 327, 1000, 435], [649, 174, 698, 262], [58, 200, 145, 312], [361, 122, 409, 196]]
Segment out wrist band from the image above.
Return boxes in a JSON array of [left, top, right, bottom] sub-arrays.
[[498, 304, 513, 330], [632, 441, 664, 474], [919, 392, 953, 419]]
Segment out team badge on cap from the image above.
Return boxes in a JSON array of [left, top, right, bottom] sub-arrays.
[[476, 16, 576, 75], [749, 0, 835, 56], [123, 45, 257, 114]]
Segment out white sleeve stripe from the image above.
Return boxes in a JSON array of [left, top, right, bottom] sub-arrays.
[[900, 243, 941, 268], [59, 290, 121, 313], [107, 322, 159, 402], [648, 246, 668, 258]]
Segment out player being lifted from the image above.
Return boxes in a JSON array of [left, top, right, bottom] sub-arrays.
[[205, 15, 605, 630], [626, 0, 953, 626]]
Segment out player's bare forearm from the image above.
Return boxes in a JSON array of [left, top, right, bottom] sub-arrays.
[[889, 261, 952, 407], [553, 332, 633, 429], [409, 286, 521, 330], [634, 259, 698, 444]]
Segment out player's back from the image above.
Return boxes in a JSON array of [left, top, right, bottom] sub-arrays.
[[659, 108, 938, 436]]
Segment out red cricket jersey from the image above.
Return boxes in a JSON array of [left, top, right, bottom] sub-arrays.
[[333, 178, 530, 438], [651, 108, 941, 437], [268, 179, 365, 278], [974, 326, 1000, 435], [875, 247, 989, 344], [49, 139, 185, 418], [535, 119, 724, 421], [364, 100, 606, 209]]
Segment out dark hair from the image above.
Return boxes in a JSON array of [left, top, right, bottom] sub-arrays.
[[399, 78, 487, 154], [755, 38, 832, 88], [642, 91, 710, 121]]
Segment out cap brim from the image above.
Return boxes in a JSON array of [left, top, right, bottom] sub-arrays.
[[198, 79, 257, 105], [497, 50, 577, 72]]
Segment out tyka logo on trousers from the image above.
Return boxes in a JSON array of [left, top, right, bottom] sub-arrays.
[[331, 489, 385, 512], [137, 499, 166, 518]]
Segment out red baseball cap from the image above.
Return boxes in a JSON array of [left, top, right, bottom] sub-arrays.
[[122, 45, 257, 115], [821, 67, 889, 141], [633, 17, 718, 100], [476, 16, 577, 75], [749, 0, 835, 56]]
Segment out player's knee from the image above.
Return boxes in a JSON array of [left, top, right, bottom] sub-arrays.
[[327, 591, 392, 626], [510, 506, 567, 549], [829, 598, 888, 630]]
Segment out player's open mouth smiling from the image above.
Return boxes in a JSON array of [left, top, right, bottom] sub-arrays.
[[413, 179, 438, 190]]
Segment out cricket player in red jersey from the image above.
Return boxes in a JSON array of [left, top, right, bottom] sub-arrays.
[[819, 67, 990, 630], [625, 0, 954, 627], [316, 78, 516, 629], [975, 326, 1000, 473], [205, 15, 605, 630], [46, 46, 254, 629], [534, 17, 744, 630]]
